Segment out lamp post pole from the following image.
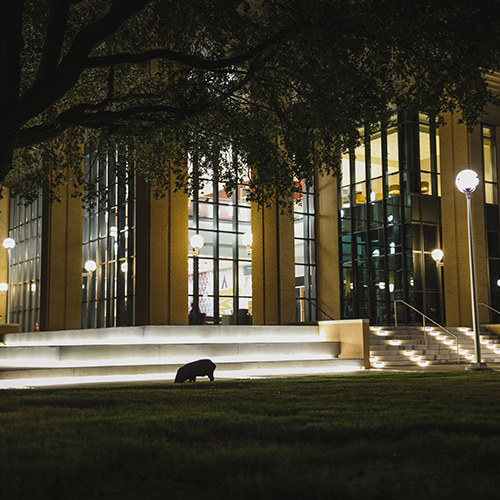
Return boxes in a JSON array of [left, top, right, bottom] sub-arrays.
[[84, 260, 97, 328], [189, 234, 204, 325], [455, 170, 490, 371], [3, 238, 16, 324], [431, 249, 444, 324], [465, 189, 483, 368], [6, 247, 11, 324]]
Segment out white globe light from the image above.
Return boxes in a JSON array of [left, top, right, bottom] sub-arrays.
[[431, 249, 444, 262], [84, 260, 97, 272], [3, 238, 15, 249], [0, 283, 8, 292], [455, 169, 479, 193], [190, 234, 204, 250]]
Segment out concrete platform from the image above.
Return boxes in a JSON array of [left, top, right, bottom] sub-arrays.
[[0, 323, 366, 388]]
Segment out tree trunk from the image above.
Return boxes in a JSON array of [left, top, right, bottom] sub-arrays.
[[0, 0, 24, 184]]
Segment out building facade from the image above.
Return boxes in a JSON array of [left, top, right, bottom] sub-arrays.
[[2, 102, 500, 332]]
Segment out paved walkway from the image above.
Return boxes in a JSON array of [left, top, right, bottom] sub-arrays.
[[2, 362, 499, 389]]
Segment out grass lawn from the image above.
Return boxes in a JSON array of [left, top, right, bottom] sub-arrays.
[[1, 371, 500, 499]]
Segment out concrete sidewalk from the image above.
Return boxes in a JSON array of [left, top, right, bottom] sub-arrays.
[[2, 362, 499, 389]]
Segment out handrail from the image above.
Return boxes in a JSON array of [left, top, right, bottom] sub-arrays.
[[296, 297, 335, 321], [394, 300, 460, 364], [478, 303, 500, 319]]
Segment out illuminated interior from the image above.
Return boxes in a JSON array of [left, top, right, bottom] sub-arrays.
[[188, 157, 252, 325], [340, 111, 443, 326], [7, 191, 42, 332], [81, 146, 136, 329]]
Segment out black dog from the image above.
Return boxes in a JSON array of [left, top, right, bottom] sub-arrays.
[[174, 359, 216, 383]]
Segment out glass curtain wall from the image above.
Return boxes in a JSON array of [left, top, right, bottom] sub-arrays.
[[8, 190, 42, 332], [339, 111, 442, 325], [81, 145, 136, 328], [483, 125, 500, 321], [188, 157, 252, 325], [294, 180, 317, 321], [408, 113, 442, 323]]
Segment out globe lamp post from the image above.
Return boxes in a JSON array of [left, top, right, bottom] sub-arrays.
[[455, 169, 490, 370], [431, 249, 444, 324], [188, 234, 205, 324], [3, 238, 16, 324]]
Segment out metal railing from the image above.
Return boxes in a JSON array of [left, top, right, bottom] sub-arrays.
[[394, 300, 460, 364], [296, 297, 335, 321], [478, 303, 500, 319]]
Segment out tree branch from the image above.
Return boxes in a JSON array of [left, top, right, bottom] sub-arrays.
[[85, 23, 302, 70], [0, 0, 25, 182], [0, 0, 24, 106], [35, 0, 70, 83], [4, 0, 153, 132], [16, 102, 202, 148]]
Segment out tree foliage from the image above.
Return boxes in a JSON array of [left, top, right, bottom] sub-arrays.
[[2, 0, 500, 208]]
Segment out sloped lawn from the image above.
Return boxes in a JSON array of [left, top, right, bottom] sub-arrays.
[[1, 371, 500, 499]]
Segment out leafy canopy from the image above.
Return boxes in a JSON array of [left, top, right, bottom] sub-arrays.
[[2, 0, 500, 208]]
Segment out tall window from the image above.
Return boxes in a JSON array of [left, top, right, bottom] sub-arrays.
[[483, 126, 498, 204], [8, 190, 42, 332], [339, 112, 442, 325], [188, 156, 252, 325], [483, 125, 500, 321], [81, 146, 136, 328], [294, 180, 317, 321], [410, 113, 443, 323]]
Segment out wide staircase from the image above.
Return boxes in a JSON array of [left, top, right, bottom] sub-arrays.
[[370, 325, 500, 367], [0, 325, 364, 387]]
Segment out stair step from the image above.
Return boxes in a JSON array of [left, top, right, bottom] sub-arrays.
[[0, 324, 366, 385], [0, 357, 364, 382], [0, 341, 341, 363], [370, 325, 500, 366]]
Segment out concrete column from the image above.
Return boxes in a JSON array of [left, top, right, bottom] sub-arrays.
[[40, 180, 83, 331], [251, 201, 295, 325], [135, 172, 188, 325], [440, 113, 489, 326], [315, 172, 341, 320]]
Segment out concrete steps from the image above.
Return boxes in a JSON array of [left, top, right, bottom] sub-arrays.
[[370, 326, 500, 367], [0, 325, 364, 386]]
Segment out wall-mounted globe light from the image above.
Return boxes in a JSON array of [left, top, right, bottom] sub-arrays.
[[189, 234, 205, 257], [84, 260, 97, 273], [3, 238, 15, 250], [431, 249, 444, 267]]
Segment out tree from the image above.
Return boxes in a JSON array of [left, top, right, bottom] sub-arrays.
[[2, 0, 500, 208]]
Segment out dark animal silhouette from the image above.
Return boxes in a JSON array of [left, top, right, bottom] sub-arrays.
[[174, 359, 216, 383]]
